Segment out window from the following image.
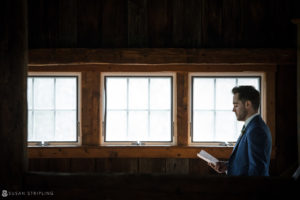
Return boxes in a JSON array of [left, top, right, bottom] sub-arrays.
[[102, 73, 175, 145], [27, 73, 80, 145], [190, 73, 262, 144]]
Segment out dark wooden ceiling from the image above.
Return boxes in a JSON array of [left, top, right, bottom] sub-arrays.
[[28, 0, 300, 49]]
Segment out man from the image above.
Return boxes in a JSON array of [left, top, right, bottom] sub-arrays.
[[209, 86, 272, 176]]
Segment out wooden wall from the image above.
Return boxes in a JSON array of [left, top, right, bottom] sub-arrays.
[[26, 0, 299, 176], [28, 0, 300, 49]]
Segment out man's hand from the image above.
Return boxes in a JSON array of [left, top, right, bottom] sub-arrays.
[[208, 161, 228, 174]]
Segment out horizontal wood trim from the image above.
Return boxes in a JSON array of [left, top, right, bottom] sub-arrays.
[[28, 63, 278, 72], [28, 48, 296, 65], [28, 146, 277, 159], [28, 146, 233, 159]]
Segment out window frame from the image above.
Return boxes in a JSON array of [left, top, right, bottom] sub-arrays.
[[188, 72, 266, 146], [27, 72, 82, 147], [100, 72, 177, 146]]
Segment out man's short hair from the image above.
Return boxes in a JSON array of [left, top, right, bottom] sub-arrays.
[[232, 86, 260, 111]]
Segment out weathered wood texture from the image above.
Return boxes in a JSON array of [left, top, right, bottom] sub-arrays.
[[0, 0, 27, 187], [275, 65, 298, 175], [81, 72, 100, 145], [177, 72, 188, 146], [28, 48, 296, 65], [28, 158, 217, 175], [28, 146, 233, 159], [27, 0, 300, 48]]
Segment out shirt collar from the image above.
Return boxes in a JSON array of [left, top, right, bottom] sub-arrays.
[[244, 113, 259, 128]]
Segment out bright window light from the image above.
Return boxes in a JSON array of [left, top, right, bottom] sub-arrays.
[[104, 77, 173, 142], [27, 76, 78, 144], [192, 76, 260, 142]]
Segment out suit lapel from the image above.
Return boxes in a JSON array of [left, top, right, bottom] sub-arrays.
[[231, 115, 260, 156]]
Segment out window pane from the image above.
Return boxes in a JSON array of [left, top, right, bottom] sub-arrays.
[[192, 76, 261, 143], [106, 111, 127, 141], [28, 111, 33, 140], [238, 78, 259, 90], [55, 78, 77, 110], [129, 78, 148, 110], [215, 111, 236, 141], [216, 79, 235, 110], [106, 78, 127, 109], [150, 78, 171, 110], [55, 111, 77, 141], [28, 76, 78, 143], [34, 78, 54, 110], [33, 111, 54, 142], [149, 111, 171, 141], [193, 111, 214, 141], [128, 111, 148, 141], [193, 78, 214, 110], [104, 76, 173, 143], [27, 78, 33, 110]]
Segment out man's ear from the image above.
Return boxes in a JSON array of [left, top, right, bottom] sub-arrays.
[[245, 100, 252, 109]]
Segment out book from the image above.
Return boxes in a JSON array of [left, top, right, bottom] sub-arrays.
[[197, 150, 219, 165]]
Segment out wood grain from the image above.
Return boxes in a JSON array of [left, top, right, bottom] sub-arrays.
[[28, 48, 296, 65], [28, 146, 233, 159], [81, 72, 100, 145]]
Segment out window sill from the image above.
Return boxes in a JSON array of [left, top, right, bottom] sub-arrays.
[[28, 145, 233, 159]]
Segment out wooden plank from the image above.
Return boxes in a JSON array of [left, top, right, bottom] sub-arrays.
[[177, 72, 188, 146], [96, 158, 138, 173], [57, 0, 78, 47], [188, 158, 217, 176], [222, 0, 243, 47], [166, 158, 189, 174], [48, 158, 71, 172], [27, 0, 46, 48], [201, 0, 223, 47], [265, 71, 276, 152], [147, 0, 172, 47], [0, 0, 27, 187], [138, 158, 166, 174], [81, 72, 100, 145], [275, 65, 298, 174], [28, 48, 296, 65], [172, 0, 202, 47], [71, 158, 96, 172], [28, 159, 50, 172], [128, 0, 148, 47], [101, 0, 128, 47], [28, 63, 278, 73], [77, 0, 102, 47], [28, 146, 233, 159]]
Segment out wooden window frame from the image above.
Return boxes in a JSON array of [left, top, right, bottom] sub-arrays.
[[27, 48, 282, 159], [100, 72, 177, 146]]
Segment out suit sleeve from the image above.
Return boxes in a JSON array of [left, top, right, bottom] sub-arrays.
[[247, 127, 270, 176]]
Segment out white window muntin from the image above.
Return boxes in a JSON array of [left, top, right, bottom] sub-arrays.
[[190, 72, 263, 145], [27, 72, 81, 146], [102, 73, 176, 145]]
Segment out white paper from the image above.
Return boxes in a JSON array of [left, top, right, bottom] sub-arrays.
[[197, 150, 219, 165]]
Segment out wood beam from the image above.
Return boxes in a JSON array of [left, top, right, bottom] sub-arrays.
[[0, 0, 27, 188], [28, 48, 296, 65]]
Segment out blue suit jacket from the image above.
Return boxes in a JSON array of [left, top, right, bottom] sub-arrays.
[[227, 115, 272, 176]]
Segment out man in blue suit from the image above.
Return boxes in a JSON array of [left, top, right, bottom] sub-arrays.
[[209, 86, 272, 176]]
